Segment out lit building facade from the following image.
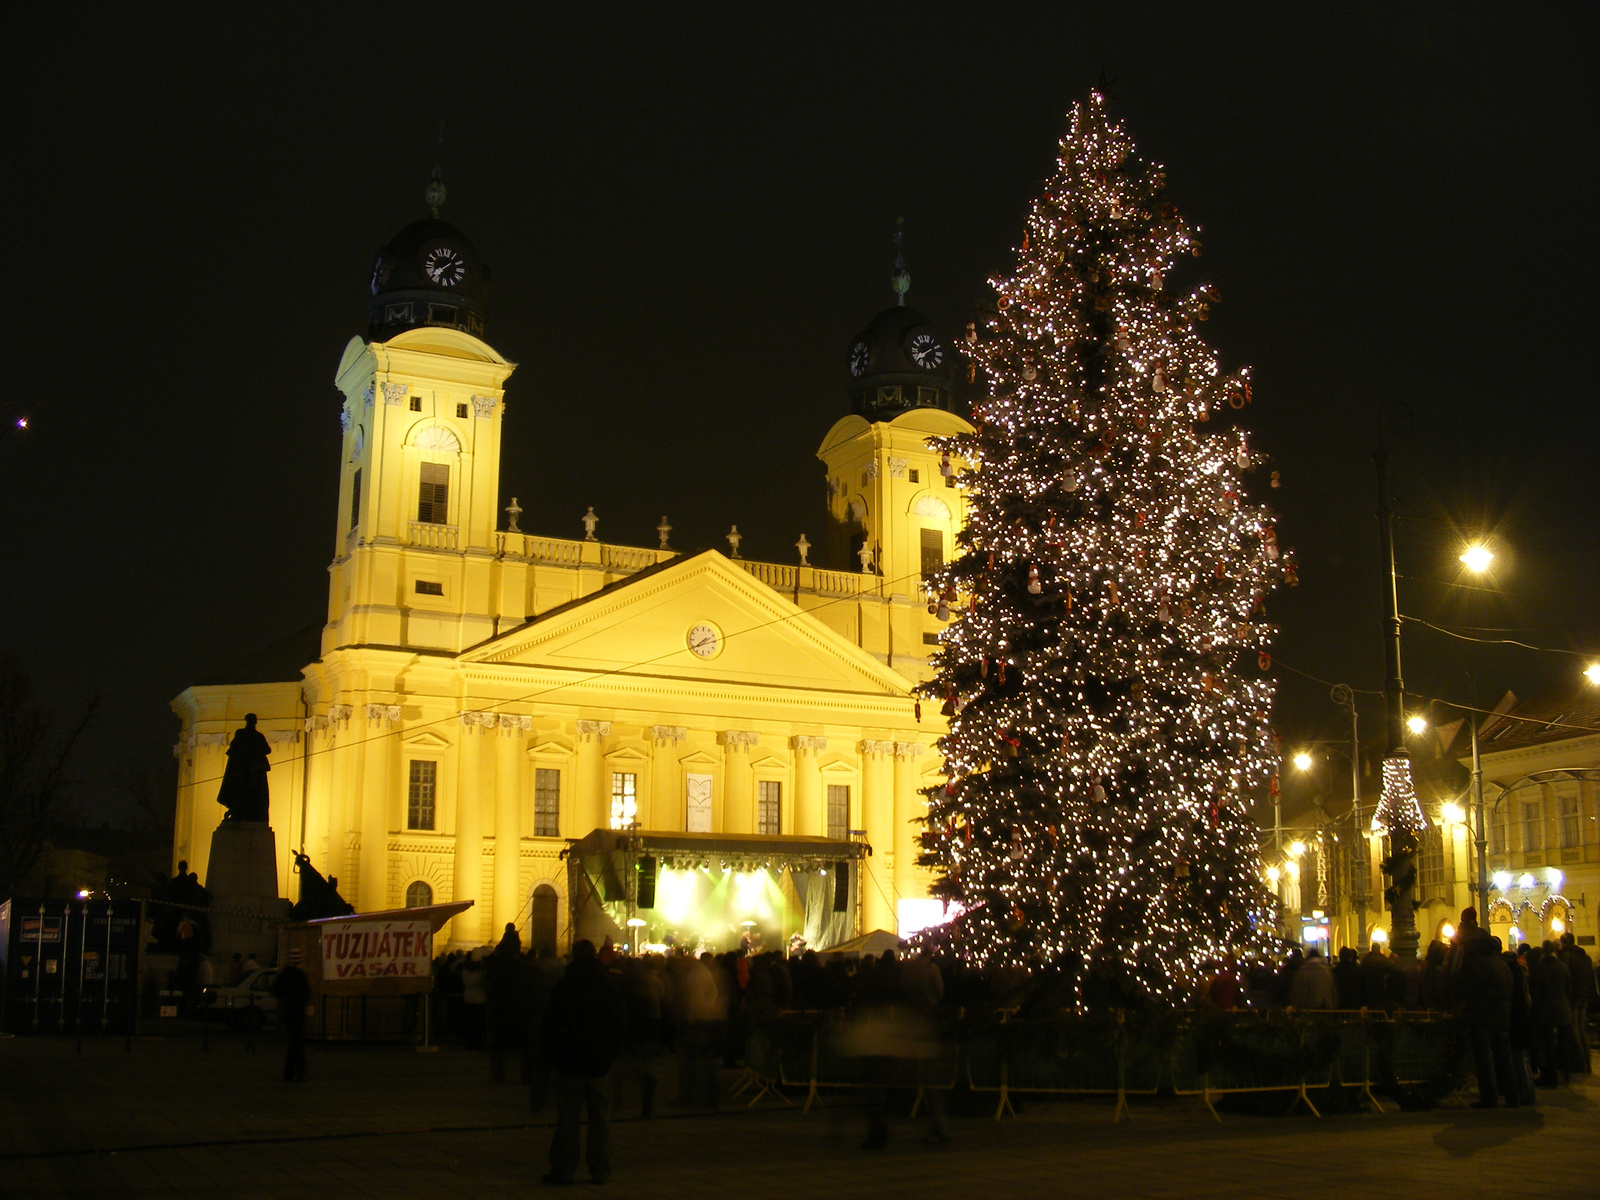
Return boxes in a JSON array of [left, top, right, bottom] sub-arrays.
[[171, 207, 973, 950]]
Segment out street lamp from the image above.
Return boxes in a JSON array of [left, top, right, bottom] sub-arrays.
[[1458, 543, 1494, 574], [1371, 436, 1427, 963]]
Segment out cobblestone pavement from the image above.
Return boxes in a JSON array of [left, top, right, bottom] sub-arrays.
[[2, 1027, 1596, 1199]]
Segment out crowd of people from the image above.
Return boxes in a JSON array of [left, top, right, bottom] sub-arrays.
[[424, 916, 1594, 1180], [1196, 910, 1596, 1109]]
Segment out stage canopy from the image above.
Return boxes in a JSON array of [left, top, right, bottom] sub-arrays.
[[566, 830, 869, 955]]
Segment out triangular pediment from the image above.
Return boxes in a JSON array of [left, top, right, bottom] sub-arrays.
[[403, 730, 452, 750], [463, 551, 911, 697]]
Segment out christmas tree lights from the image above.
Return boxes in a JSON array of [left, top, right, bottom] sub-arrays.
[[920, 95, 1290, 1004]]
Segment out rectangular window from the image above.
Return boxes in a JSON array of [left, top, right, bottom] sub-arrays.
[[455, 402, 468, 418], [409, 395, 422, 412], [758, 781, 781, 835], [1419, 827, 1445, 901], [349, 468, 362, 529], [610, 772, 638, 830], [920, 528, 943, 582], [1522, 801, 1543, 852], [1559, 794, 1580, 848], [922, 632, 939, 646], [414, 580, 443, 596], [534, 768, 560, 837], [407, 761, 436, 830], [827, 784, 850, 841], [417, 462, 450, 524], [908, 469, 920, 484]]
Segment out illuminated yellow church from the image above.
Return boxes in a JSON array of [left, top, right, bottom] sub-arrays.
[[171, 200, 974, 951]]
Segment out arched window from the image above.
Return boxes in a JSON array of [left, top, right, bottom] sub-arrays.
[[531, 884, 559, 955], [404, 880, 433, 909]]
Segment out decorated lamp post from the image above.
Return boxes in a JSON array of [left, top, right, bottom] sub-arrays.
[[1371, 438, 1425, 962]]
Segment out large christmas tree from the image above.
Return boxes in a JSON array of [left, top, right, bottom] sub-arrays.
[[921, 94, 1290, 1002]]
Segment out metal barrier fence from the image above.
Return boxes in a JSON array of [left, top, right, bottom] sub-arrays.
[[743, 1007, 1462, 1122]]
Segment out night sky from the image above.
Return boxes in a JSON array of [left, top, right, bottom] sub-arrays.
[[5, 6, 1596, 824]]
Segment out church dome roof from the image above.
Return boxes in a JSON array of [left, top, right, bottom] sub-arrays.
[[365, 214, 491, 342], [844, 304, 958, 419]]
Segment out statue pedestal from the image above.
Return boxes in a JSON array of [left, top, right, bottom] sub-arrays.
[[205, 821, 293, 965]]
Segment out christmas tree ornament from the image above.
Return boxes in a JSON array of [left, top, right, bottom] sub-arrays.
[[1259, 651, 1272, 671], [1027, 565, 1042, 595], [941, 450, 954, 478], [1270, 470, 1281, 489]]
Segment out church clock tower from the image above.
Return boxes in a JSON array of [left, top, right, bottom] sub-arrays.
[[817, 229, 972, 629], [324, 185, 518, 655]]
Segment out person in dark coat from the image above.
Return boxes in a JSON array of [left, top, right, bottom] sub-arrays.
[[1420, 940, 1451, 1011], [271, 948, 312, 1082], [1527, 944, 1576, 1087], [485, 924, 526, 1084], [1333, 947, 1364, 1009], [1557, 932, 1594, 1073], [540, 940, 627, 1186], [1361, 944, 1397, 1011], [1503, 947, 1538, 1106], [1456, 935, 1517, 1107]]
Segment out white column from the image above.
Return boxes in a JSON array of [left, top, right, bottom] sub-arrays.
[[860, 739, 896, 933], [791, 736, 827, 837], [493, 715, 529, 935], [357, 705, 398, 913], [575, 721, 611, 834], [452, 712, 490, 944]]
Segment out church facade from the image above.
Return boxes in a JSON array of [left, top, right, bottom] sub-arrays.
[[170, 205, 974, 951]]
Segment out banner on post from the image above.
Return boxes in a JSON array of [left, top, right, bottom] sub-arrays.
[[318, 919, 433, 991]]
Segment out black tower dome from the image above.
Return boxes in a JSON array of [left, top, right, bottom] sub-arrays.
[[366, 171, 491, 341], [844, 225, 958, 418]]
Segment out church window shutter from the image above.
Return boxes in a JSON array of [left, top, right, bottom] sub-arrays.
[[407, 760, 436, 830], [827, 784, 850, 841], [920, 528, 943, 581], [534, 768, 561, 837], [758, 781, 781, 835], [417, 462, 450, 524]]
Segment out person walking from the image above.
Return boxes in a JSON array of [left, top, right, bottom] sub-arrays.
[[1286, 948, 1337, 1009], [540, 939, 626, 1186], [271, 947, 312, 1083]]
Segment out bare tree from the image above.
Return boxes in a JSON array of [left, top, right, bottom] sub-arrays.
[[0, 655, 96, 900]]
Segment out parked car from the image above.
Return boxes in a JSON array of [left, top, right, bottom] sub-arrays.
[[202, 967, 278, 1031]]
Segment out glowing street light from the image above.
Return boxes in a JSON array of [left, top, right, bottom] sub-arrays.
[[1458, 543, 1494, 573], [1287, 840, 1307, 859], [1440, 802, 1465, 825], [1292, 751, 1314, 772], [1585, 663, 1600, 686], [1406, 714, 1429, 736]]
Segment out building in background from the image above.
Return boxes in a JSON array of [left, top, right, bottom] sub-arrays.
[[170, 200, 973, 953]]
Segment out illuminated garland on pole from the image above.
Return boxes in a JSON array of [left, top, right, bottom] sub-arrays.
[[920, 94, 1289, 1004]]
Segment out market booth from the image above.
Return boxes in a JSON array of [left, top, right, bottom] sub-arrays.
[[278, 900, 470, 1041], [566, 829, 869, 956]]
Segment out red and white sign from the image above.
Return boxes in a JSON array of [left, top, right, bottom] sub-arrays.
[[319, 919, 432, 982]]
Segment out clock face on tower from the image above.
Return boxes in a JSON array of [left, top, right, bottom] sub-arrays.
[[849, 341, 870, 378], [686, 623, 720, 658], [423, 246, 466, 287], [908, 331, 944, 370]]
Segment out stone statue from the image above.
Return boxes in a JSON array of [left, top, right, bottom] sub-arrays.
[[289, 851, 355, 921], [215, 713, 271, 822]]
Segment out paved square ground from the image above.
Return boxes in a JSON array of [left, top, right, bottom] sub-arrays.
[[2, 1025, 1595, 1199]]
